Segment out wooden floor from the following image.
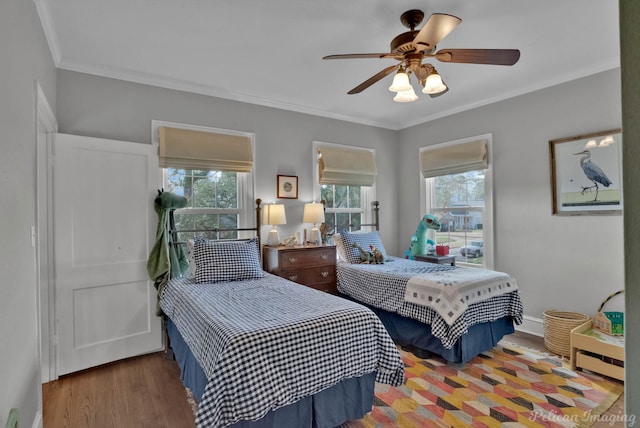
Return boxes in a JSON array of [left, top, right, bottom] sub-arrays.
[[42, 331, 625, 428], [42, 352, 196, 428]]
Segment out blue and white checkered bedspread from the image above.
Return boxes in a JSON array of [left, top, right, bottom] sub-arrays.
[[160, 274, 405, 428], [337, 257, 523, 349]]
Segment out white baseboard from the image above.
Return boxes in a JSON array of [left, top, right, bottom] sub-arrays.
[[32, 411, 42, 428], [515, 315, 544, 337]]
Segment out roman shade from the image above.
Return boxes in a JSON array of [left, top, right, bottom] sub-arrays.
[[317, 145, 376, 186], [420, 139, 488, 178], [158, 126, 253, 172]]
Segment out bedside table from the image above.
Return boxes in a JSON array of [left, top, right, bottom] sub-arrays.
[[262, 245, 337, 294], [414, 254, 456, 266]]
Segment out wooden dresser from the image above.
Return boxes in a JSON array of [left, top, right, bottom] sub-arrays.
[[262, 245, 337, 294]]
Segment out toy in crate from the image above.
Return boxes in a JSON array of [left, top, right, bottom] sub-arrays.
[[592, 290, 624, 336]]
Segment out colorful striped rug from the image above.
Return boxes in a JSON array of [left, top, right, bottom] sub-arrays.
[[345, 345, 623, 428]]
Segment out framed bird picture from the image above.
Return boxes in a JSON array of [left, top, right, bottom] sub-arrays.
[[549, 129, 622, 215]]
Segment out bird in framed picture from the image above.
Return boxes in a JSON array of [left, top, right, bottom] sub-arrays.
[[573, 149, 612, 202]]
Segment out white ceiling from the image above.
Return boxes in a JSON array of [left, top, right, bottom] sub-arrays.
[[35, 0, 620, 130]]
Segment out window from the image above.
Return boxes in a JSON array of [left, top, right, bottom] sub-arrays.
[[163, 168, 248, 241], [420, 134, 493, 268], [321, 184, 363, 233], [153, 120, 255, 241], [313, 141, 376, 237]]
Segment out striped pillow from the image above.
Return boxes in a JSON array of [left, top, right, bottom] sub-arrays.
[[194, 237, 264, 283]]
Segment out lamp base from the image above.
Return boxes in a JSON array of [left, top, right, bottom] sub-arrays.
[[308, 227, 321, 245], [266, 228, 280, 246]]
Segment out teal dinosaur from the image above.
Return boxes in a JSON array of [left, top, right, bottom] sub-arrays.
[[404, 214, 442, 260]]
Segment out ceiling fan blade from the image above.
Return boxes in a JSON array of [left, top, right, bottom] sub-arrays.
[[413, 13, 461, 51], [434, 48, 521, 65], [347, 65, 399, 94], [323, 53, 400, 60]]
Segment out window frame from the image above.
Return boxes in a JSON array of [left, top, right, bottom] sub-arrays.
[[419, 134, 494, 268], [312, 141, 376, 232], [152, 120, 256, 236]]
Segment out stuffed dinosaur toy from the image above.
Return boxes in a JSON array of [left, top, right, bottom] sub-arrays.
[[352, 242, 385, 264], [404, 214, 442, 260]]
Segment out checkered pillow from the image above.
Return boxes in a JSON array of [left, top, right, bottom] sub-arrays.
[[340, 231, 387, 264], [194, 237, 264, 283]]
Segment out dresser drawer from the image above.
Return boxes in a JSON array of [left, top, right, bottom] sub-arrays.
[[281, 266, 336, 285], [262, 245, 337, 294], [279, 247, 335, 269]]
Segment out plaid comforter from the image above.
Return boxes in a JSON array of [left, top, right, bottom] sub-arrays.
[[337, 257, 523, 349], [160, 275, 405, 428]]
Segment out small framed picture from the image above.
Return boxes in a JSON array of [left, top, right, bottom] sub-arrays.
[[277, 175, 298, 199], [549, 129, 622, 215]]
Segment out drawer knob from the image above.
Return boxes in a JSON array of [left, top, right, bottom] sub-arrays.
[[288, 257, 297, 263], [288, 275, 298, 281], [320, 254, 328, 260], [321, 271, 329, 277]]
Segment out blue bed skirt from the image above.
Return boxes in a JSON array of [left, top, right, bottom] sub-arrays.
[[166, 319, 376, 428], [339, 295, 515, 364]]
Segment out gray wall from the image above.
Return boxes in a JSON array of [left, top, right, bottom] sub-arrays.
[[0, 0, 57, 426], [56, 70, 400, 252], [398, 69, 624, 325]]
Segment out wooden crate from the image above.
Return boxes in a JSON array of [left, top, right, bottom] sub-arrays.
[[570, 320, 624, 381]]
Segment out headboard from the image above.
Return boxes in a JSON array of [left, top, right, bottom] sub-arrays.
[[168, 198, 263, 248]]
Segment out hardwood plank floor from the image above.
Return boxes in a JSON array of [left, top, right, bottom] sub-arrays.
[[42, 352, 195, 428], [42, 331, 625, 428]]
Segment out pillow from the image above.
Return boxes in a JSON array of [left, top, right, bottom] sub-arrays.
[[184, 239, 197, 279], [340, 231, 388, 264], [333, 233, 347, 261], [194, 237, 264, 283]]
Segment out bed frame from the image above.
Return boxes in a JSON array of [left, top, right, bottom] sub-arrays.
[[168, 198, 264, 250]]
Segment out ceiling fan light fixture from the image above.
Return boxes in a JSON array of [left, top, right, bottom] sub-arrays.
[[393, 87, 418, 102], [388, 68, 412, 92], [422, 72, 447, 94]]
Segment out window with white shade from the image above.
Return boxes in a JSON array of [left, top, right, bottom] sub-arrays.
[[420, 134, 494, 268], [313, 141, 376, 237], [153, 121, 255, 241]]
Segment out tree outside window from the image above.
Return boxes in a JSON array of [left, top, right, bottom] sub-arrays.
[[164, 168, 241, 240], [321, 184, 362, 237]]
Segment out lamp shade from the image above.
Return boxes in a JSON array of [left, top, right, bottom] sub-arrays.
[[303, 203, 325, 225], [585, 139, 598, 148], [393, 87, 418, 103], [388, 69, 412, 92], [422, 73, 447, 94], [263, 204, 287, 225]]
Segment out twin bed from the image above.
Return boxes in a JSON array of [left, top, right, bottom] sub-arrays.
[[333, 205, 523, 364], [158, 199, 522, 427], [158, 200, 404, 428]]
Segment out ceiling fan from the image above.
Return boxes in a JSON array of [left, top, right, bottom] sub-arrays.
[[323, 9, 520, 102]]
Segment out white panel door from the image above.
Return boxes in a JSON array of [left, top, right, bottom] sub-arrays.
[[53, 133, 162, 375]]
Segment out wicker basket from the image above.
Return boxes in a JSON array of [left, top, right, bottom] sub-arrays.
[[543, 310, 590, 357]]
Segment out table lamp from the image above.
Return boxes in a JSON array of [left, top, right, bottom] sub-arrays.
[[263, 204, 287, 246], [303, 202, 325, 245]]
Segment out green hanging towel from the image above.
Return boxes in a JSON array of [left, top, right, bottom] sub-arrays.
[[147, 189, 188, 315]]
